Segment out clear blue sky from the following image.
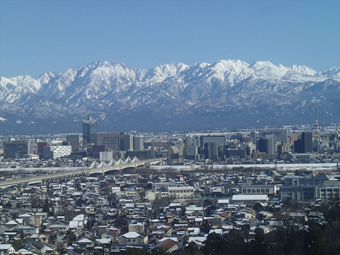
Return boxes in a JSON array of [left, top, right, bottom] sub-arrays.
[[0, 0, 339, 78]]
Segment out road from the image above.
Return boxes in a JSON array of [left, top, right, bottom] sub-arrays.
[[0, 158, 165, 190]]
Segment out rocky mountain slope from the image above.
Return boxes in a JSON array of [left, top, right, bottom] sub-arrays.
[[0, 60, 339, 134]]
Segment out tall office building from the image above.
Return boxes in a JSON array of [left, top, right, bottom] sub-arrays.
[[260, 129, 287, 143], [82, 116, 97, 147], [301, 132, 312, 153], [204, 142, 218, 161], [133, 135, 144, 151], [258, 138, 271, 154], [97, 132, 120, 151], [200, 136, 225, 150], [259, 129, 287, 154], [294, 132, 312, 153], [250, 131, 258, 145], [264, 134, 276, 155], [3, 141, 30, 158], [37, 142, 48, 154], [66, 135, 80, 152], [192, 136, 201, 147], [120, 133, 133, 151]]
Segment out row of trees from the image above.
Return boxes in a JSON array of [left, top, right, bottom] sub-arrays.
[[123, 202, 340, 255], [125, 221, 339, 255]]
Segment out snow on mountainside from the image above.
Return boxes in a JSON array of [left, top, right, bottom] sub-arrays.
[[0, 59, 339, 134], [0, 75, 41, 93], [141, 62, 189, 84], [319, 66, 340, 80]]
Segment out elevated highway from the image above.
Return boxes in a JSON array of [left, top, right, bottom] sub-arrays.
[[0, 158, 165, 190]]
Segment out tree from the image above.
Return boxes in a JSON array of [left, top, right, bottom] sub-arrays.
[[224, 229, 248, 255], [303, 224, 325, 255], [201, 220, 212, 234], [12, 239, 24, 250], [153, 197, 170, 217], [87, 215, 96, 230], [323, 219, 340, 255], [254, 227, 265, 244], [149, 247, 166, 255], [65, 229, 76, 245], [4, 201, 11, 208], [253, 202, 264, 213], [30, 196, 41, 212], [233, 176, 240, 185], [250, 228, 266, 255], [43, 197, 52, 216], [123, 248, 147, 255], [185, 242, 204, 255], [266, 226, 305, 255], [201, 233, 224, 255]]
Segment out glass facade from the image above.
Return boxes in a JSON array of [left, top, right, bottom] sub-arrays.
[[82, 116, 97, 147]]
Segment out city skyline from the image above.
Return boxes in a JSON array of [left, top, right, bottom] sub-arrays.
[[0, 0, 339, 78]]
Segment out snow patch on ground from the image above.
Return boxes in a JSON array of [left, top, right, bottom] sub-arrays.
[[151, 163, 337, 171]]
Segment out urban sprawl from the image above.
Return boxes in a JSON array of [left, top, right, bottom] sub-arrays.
[[0, 118, 340, 255]]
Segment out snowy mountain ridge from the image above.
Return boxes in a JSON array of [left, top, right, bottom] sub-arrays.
[[0, 59, 339, 134]]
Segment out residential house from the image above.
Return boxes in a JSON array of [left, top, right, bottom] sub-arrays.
[[118, 232, 147, 246], [0, 244, 15, 255]]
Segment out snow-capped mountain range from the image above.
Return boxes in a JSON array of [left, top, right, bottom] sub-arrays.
[[0, 59, 339, 134]]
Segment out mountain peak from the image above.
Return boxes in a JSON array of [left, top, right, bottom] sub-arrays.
[[250, 61, 287, 78], [0, 59, 339, 134], [211, 59, 250, 72], [86, 59, 125, 69], [289, 65, 316, 76]]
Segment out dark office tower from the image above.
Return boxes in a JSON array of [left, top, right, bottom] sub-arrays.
[[120, 133, 133, 151], [258, 138, 271, 154], [3, 141, 30, 158], [82, 115, 97, 147], [294, 132, 312, 153], [204, 142, 218, 161], [294, 140, 303, 153], [302, 132, 312, 153]]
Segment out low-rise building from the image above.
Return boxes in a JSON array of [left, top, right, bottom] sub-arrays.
[[232, 195, 268, 205], [315, 181, 340, 201], [43, 145, 72, 159], [168, 186, 195, 199], [118, 232, 147, 246], [240, 184, 277, 195]]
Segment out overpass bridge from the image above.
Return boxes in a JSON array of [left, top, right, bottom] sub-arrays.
[[0, 157, 165, 190]]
